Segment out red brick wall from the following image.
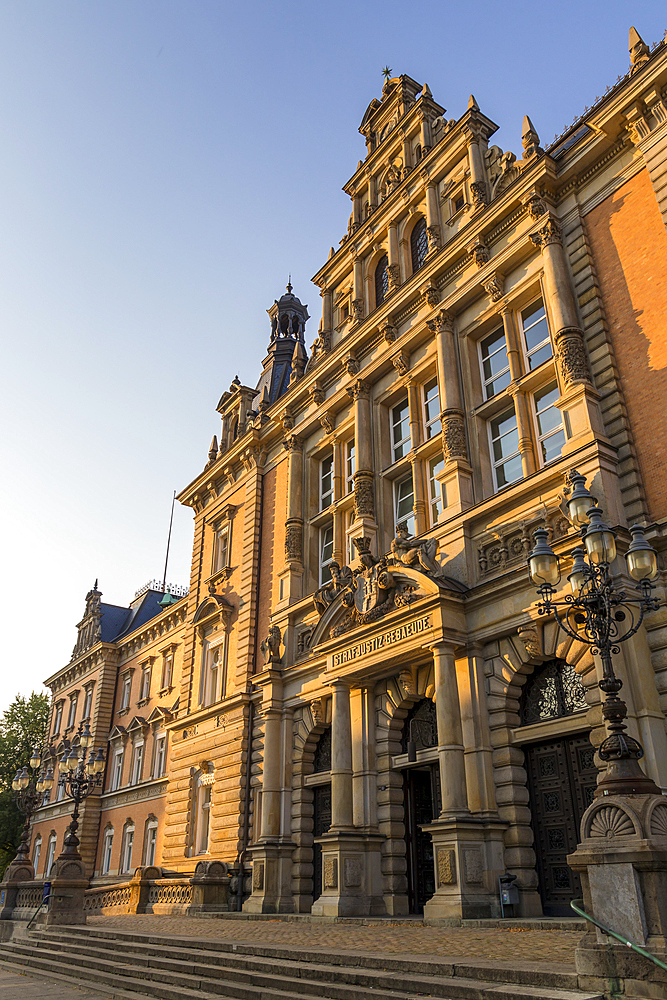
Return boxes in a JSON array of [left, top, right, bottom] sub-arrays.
[[586, 168, 667, 521]]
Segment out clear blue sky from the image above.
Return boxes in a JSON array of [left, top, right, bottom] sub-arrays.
[[0, 1, 663, 714]]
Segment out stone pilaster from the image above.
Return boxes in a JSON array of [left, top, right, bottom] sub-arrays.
[[280, 435, 304, 604], [347, 380, 377, 552]]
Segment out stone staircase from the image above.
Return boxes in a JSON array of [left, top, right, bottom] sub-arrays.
[[0, 924, 603, 1000]]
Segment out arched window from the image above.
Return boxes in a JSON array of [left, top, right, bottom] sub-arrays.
[[313, 726, 331, 773], [101, 825, 114, 875], [143, 816, 158, 865], [45, 832, 57, 876], [520, 659, 588, 726], [410, 218, 428, 273], [401, 698, 437, 753], [191, 768, 214, 855], [375, 255, 389, 307], [32, 835, 42, 874]]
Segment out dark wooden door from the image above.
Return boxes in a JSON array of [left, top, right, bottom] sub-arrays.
[[404, 767, 438, 913], [312, 783, 331, 901], [525, 735, 597, 916]]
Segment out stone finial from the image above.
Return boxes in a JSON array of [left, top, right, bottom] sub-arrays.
[[208, 435, 218, 464], [420, 82, 432, 99], [290, 339, 308, 383], [328, 247, 335, 259], [467, 94, 479, 111], [629, 26, 650, 72], [522, 116, 544, 158]]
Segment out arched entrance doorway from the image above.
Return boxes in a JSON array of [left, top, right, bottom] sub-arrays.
[[400, 699, 440, 913], [519, 660, 597, 916]]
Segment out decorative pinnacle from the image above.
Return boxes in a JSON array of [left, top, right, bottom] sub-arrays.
[[286, 274, 292, 294], [381, 66, 392, 81]]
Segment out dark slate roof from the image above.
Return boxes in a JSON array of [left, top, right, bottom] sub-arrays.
[[115, 590, 168, 640], [99, 604, 133, 642]]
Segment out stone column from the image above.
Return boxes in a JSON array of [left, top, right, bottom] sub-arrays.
[[387, 222, 400, 292], [432, 642, 469, 817], [499, 301, 522, 382], [427, 309, 473, 515], [278, 435, 303, 606], [422, 640, 505, 920], [509, 387, 537, 478], [243, 669, 295, 914], [352, 253, 364, 323], [347, 380, 376, 551], [464, 123, 488, 211], [425, 181, 441, 253], [530, 216, 604, 452], [418, 108, 431, 154], [401, 133, 411, 174], [330, 680, 353, 831]]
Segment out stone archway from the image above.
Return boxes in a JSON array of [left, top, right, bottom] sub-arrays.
[[290, 699, 330, 913]]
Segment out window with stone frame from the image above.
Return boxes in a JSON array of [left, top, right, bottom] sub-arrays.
[[139, 663, 151, 703], [101, 827, 114, 875], [423, 377, 441, 439], [401, 698, 438, 752], [533, 381, 565, 467], [200, 639, 225, 708], [428, 454, 444, 524], [111, 748, 124, 791], [375, 254, 389, 307], [520, 299, 552, 370], [345, 440, 355, 494], [394, 473, 416, 535], [82, 685, 94, 721], [120, 673, 132, 712], [391, 398, 411, 462], [66, 693, 78, 730], [489, 406, 522, 491], [319, 522, 334, 585], [32, 835, 42, 874], [45, 833, 57, 876], [320, 452, 334, 510], [479, 327, 511, 400], [130, 742, 144, 785], [411, 217, 428, 273], [120, 822, 134, 874], [153, 733, 167, 778], [52, 702, 64, 738], [144, 817, 158, 866], [212, 523, 230, 574], [160, 648, 174, 691]]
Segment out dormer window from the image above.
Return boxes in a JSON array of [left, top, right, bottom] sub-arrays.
[[411, 218, 428, 273], [375, 255, 389, 307]]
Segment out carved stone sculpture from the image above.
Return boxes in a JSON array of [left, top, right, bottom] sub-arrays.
[[555, 328, 592, 386], [313, 561, 354, 617], [392, 352, 409, 376], [469, 241, 489, 268], [442, 411, 467, 461], [426, 225, 441, 253], [470, 180, 488, 209], [482, 273, 504, 302], [284, 521, 302, 563], [529, 216, 562, 249], [390, 525, 442, 578], [517, 623, 542, 659], [260, 625, 282, 666], [386, 263, 400, 293], [353, 471, 375, 519]]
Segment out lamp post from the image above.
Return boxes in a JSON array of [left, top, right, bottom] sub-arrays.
[[527, 469, 662, 797], [10, 748, 54, 868], [55, 722, 105, 861]]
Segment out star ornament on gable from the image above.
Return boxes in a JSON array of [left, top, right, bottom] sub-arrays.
[[382, 66, 392, 81]]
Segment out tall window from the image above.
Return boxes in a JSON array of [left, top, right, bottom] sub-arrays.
[[423, 378, 441, 438], [375, 254, 389, 306], [480, 328, 510, 399], [139, 664, 151, 702], [82, 686, 94, 721], [144, 820, 158, 866], [196, 782, 212, 854], [319, 524, 334, 585], [201, 642, 224, 708], [160, 650, 174, 691], [121, 824, 134, 874], [111, 748, 124, 791], [392, 399, 411, 461], [53, 702, 63, 737], [490, 407, 522, 490], [428, 454, 444, 523], [131, 742, 144, 785], [521, 299, 552, 370], [320, 453, 334, 510], [66, 693, 78, 730], [154, 735, 167, 778], [120, 674, 132, 711], [411, 217, 428, 273], [45, 834, 57, 876], [394, 473, 416, 535], [32, 835, 42, 874], [534, 382, 565, 465], [345, 441, 355, 494], [213, 524, 230, 573], [101, 827, 114, 875]]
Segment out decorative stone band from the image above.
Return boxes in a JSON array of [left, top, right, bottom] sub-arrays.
[[555, 327, 592, 386], [426, 225, 441, 252], [353, 470, 375, 519], [529, 216, 562, 248], [284, 519, 303, 563], [470, 180, 488, 209], [441, 409, 467, 461]]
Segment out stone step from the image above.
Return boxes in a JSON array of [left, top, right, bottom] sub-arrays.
[[0, 925, 604, 1000], [21, 929, 597, 1000], [38, 924, 586, 991]]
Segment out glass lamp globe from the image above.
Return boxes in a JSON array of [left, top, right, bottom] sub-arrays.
[[43, 769, 54, 790], [567, 547, 588, 596], [18, 767, 30, 789], [36, 776, 45, 793], [58, 753, 69, 774], [11, 770, 21, 792], [584, 507, 616, 565], [29, 748, 41, 770], [79, 724, 92, 749], [626, 524, 659, 581], [528, 528, 560, 586], [566, 471, 594, 527]]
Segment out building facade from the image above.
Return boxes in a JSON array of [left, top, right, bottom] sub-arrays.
[[31, 27, 667, 920]]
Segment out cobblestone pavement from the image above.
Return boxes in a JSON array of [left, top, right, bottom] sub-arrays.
[[89, 914, 581, 967], [0, 966, 115, 999]]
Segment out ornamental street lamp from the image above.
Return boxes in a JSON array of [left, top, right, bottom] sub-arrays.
[[528, 470, 662, 797], [10, 748, 54, 867], [55, 722, 105, 861]]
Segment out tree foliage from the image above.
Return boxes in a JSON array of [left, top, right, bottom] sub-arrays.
[[0, 692, 50, 877]]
